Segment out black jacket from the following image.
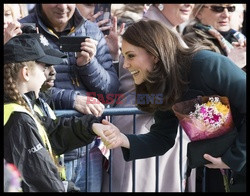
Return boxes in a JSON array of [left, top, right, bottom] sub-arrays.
[[122, 50, 246, 191], [4, 92, 101, 192], [36, 94, 101, 155]]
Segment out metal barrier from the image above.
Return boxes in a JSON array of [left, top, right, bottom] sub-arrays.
[[55, 107, 145, 117], [55, 107, 204, 192], [55, 107, 154, 192]]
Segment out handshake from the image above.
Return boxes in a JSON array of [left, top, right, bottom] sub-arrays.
[[92, 119, 129, 149]]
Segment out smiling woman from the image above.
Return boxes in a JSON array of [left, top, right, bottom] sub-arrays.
[[122, 40, 155, 85], [92, 20, 246, 192], [155, 4, 194, 27], [183, 4, 246, 70], [101, 4, 197, 192]]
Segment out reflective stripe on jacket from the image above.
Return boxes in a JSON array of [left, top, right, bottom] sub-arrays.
[[4, 103, 65, 192]]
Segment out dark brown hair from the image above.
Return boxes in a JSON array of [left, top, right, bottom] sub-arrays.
[[122, 20, 201, 113]]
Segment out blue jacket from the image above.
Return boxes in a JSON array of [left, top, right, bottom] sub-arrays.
[[20, 4, 119, 161], [20, 4, 119, 110]]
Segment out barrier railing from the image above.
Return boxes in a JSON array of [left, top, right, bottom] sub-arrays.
[[55, 107, 153, 192], [55, 107, 205, 192], [55, 107, 145, 117]]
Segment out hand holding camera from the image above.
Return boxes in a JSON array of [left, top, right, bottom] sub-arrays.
[[59, 36, 97, 66], [76, 38, 98, 66]]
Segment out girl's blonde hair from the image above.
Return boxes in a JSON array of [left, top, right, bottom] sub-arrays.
[[4, 61, 34, 113]]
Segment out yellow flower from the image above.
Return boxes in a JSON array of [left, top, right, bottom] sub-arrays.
[[205, 101, 213, 107], [215, 102, 229, 116]]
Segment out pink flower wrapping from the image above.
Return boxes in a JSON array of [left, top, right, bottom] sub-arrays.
[[172, 95, 234, 141]]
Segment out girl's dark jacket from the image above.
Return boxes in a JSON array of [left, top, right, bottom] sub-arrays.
[[4, 91, 101, 192]]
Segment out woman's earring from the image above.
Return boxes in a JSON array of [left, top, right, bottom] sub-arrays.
[[158, 4, 164, 11]]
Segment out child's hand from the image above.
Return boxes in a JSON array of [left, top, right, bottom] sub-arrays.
[[92, 119, 130, 149]]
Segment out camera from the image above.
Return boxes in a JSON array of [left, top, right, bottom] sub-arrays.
[[21, 23, 37, 34], [59, 36, 89, 52]]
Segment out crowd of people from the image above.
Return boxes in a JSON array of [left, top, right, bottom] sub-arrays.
[[4, 4, 246, 192]]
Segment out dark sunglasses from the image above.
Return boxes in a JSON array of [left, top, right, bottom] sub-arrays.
[[203, 5, 236, 13]]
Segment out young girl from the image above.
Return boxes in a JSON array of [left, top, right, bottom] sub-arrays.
[[4, 34, 103, 192]]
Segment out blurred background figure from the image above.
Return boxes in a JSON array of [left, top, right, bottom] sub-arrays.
[[4, 4, 28, 22], [111, 4, 144, 50], [183, 4, 246, 71], [112, 4, 144, 29], [4, 160, 22, 192], [76, 4, 96, 21], [143, 4, 194, 47], [76, 4, 125, 67], [27, 4, 36, 14], [230, 4, 246, 32], [3, 4, 28, 44]]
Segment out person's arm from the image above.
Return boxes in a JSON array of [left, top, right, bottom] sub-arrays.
[[122, 109, 179, 161], [92, 119, 130, 148], [50, 87, 77, 109], [42, 114, 102, 155], [192, 51, 246, 172], [4, 113, 65, 192], [74, 25, 120, 95], [104, 16, 125, 61], [50, 87, 105, 116], [92, 109, 179, 161]]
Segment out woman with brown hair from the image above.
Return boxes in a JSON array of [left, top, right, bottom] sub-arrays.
[[93, 20, 246, 192], [101, 4, 196, 192]]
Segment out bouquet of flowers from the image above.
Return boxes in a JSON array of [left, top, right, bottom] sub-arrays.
[[172, 95, 236, 168], [173, 96, 234, 141], [172, 95, 236, 192]]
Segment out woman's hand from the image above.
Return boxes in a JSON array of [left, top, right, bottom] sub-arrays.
[[203, 154, 230, 169], [92, 119, 130, 149]]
